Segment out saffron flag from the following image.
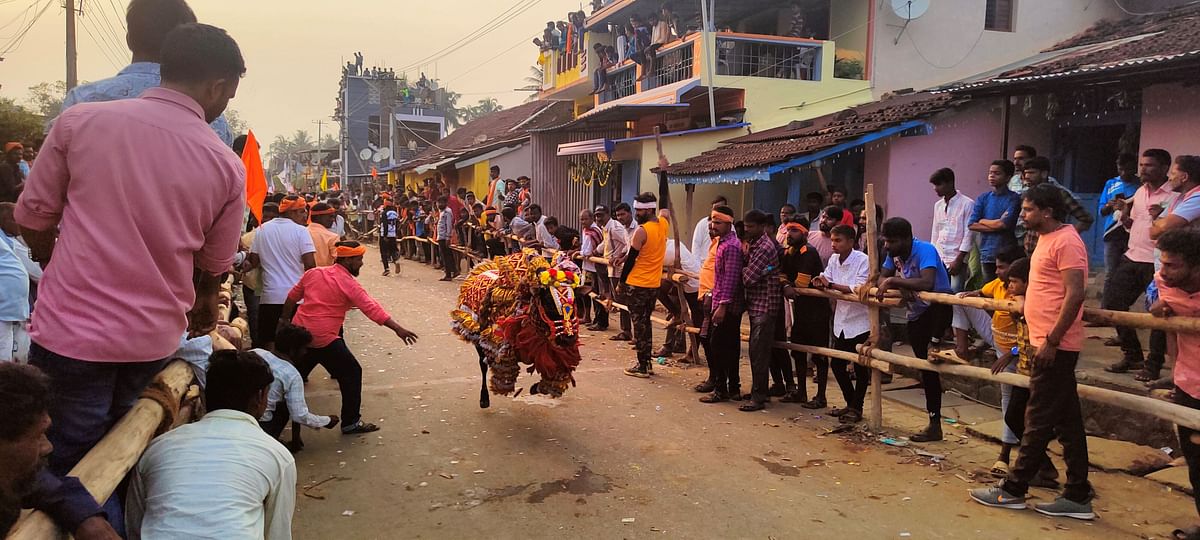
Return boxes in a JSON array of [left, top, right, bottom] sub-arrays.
[[320, 169, 329, 191], [242, 130, 268, 225]]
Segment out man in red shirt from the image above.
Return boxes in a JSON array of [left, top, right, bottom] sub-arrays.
[[283, 241, 418, 434]]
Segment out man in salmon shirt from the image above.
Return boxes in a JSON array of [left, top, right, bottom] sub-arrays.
[[15, 24, 246, 536], [282, 241, 418, 434], [972, 183, 1094, 520]]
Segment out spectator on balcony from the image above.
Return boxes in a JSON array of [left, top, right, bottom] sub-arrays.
[[591, 43, 618, 95], [785, 2, 812, 38], [629, 15, 652, 76], [639, 12, 675, 83], [556, 21, 569, 51]]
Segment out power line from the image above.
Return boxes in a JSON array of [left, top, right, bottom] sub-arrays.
[[104, 0, 124, 30], [394, 0, 546, 75], [79, 9, 123, 63], [78, 13, 122, 69], [0, 0, 40, 35], [445, 33, 536, 84], [84, 0, 127, 59], [0, 0, 52, 56]]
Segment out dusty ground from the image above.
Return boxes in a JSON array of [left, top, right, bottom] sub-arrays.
[[290, 251, 1196, 539]]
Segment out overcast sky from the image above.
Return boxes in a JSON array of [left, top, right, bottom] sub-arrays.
[[1, 0, 582, 141]]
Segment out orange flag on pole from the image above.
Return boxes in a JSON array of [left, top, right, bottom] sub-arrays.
[[242, 130, 268, 225]]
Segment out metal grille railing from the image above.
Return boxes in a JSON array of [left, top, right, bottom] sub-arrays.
[[715, 37, 821, 81], [643, 41, 695, 90], [600, 64, 637, 103]]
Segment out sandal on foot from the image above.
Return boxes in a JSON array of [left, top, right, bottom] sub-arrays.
[[838, 410, 863, 424], [694, 381, 716, 393], [801, 398, 827, 410], [829, 406, 851, 417], [342, 421, 380, 434], [738, 401, 766, 412], [699, 392, 729, 403], [779, 390, 807, 403], [990, 460, 1009, 478], [1134, 368, 1161, 382]]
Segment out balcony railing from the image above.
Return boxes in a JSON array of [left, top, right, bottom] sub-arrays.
[[715, 34, 822, 81], [642, 38, 696, 91], [600, 63, 637, 103]]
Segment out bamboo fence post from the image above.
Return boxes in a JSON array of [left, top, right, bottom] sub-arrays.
[[865, 184, 884, 432], [655, 127, 701, 365]]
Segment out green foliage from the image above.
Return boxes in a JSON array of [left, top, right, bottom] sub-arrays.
[[27, 81, 67, 118], [0, 97, 44, 143], [834, 57, 864, 80]]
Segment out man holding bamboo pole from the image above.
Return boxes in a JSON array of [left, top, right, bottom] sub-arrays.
[[971, 183, 1094, 520]]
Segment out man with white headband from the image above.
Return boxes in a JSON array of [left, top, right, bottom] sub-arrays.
[[619, 193, 668, 378]]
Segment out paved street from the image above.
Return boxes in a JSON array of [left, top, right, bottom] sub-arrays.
[[291, 251, 1196, 539]]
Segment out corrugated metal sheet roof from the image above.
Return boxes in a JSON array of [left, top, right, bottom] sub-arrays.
[[662, 92, 968, 176], [398, 100, 574, 171]]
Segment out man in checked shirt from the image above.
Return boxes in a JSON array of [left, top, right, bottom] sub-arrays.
[[739, 210, 783, 411]]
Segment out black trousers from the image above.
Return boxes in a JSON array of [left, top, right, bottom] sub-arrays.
[[787, 303, 832, 402], [1002, 350, 1092, 503], [297, 338, 364, 426], [1176, 386, 1200, 516], [706, 304, 744, 396], [832, 332, 871, 412], [255, 303, 286, 348], [379, 237, 398, 268], [908, 304, 952, 420], [1002, 385, 1056, 476], [771, 315, 794, 389], [588, 270, 609, 329], [259, 399, 290, 438], [1102, 257, 1162, 362], [439, 239, 455, 278]]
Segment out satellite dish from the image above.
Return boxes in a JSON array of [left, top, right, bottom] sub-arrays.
[[378, 148, 392, 160], [890, 0, 929, 20], [372, 153, 383, 163], [358, 148, 373, 160], [473, 134, 488, 144]]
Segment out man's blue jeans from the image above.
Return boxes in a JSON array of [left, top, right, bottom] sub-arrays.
[[29, 342, 166, 532]]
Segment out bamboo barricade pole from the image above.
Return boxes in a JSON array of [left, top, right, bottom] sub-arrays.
[[9, 333, 235, 539], [864, 184, 885, 432], [655, 127, 701, 364]]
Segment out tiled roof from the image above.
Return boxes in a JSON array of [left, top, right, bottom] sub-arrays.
[[399, 100, 574, 170], [949, 5, 1200, 91], [662, 92, 969, 176]]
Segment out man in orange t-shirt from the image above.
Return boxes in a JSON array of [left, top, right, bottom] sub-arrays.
[[618, 192, 667, 378], [971, 183, 1094, 520]]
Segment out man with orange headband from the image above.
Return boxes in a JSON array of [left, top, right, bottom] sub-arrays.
[[699, 205, 744, 403], [283, 241, 418, 434], [249, 195, 316, 350], [307, 203, 340, 267]]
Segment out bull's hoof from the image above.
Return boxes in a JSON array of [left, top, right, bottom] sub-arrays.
[[479, 391, 491, 409]]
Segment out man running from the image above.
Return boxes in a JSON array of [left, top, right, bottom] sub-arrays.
[[283, 241, 418, 434]]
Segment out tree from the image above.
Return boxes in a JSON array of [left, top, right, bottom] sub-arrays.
[[0, 98, 45, 143], [225, 109, 248, 134], [518, 65, 544, 103], [289, 130, 315, 152], [443, 90, 464, 130], [27, 81, 67, 119], [461, 98, 504, 124]]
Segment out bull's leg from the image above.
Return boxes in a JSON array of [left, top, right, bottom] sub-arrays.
[[476, 345, 490, 409]]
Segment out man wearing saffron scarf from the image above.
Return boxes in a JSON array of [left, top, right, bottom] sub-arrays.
[[249, 195, 315, 350], [283, 241, 418, 434], [307, 203, 340, 267]]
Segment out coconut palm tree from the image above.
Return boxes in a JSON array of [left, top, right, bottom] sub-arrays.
[[517, 65, 544, 103], [462, 98, 504, 124]]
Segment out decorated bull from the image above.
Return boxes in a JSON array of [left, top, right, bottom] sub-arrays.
[[451, 249, 583, 408]]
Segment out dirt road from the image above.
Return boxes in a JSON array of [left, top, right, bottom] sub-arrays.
[[291, 253, 1194, 539]]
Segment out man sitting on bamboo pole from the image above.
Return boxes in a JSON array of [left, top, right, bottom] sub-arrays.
[[15, 22, 247, 538], [875, 217, 954, 443], [126, 350, 295, 539], [971, 183, 1094, 520]]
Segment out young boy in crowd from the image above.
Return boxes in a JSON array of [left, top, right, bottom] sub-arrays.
[[809, 225, 871, 423], [953, 246, 1026, 475]]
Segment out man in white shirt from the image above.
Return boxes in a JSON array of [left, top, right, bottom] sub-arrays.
[[929, 168, 976, 292], [256, 324, 339, 449], [692, 196, 728, 259], [248, 195, 316, 350], [528, 204, 560, 250], [810, 224, 871, 424], [327, 197, 347, 238], [578, 209, 607, 330], [127, 350, 295, 540]]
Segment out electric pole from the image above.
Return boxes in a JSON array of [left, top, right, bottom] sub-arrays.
[[66, 0, 78, 90]]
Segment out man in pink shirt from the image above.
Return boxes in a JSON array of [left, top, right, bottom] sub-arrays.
[[14, 24, 245, 536], [1105, 148, 1173, 375], [1150, 228, 1200, 537], [972, 183, 1094, 520], [283, 241, 418, 434]]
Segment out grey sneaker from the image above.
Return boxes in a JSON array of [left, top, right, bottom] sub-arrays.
[[969, 486, 1027, 510], [1033, 497, 1095, 520]]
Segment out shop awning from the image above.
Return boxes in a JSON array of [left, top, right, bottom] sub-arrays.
[[534, 78, 701, 132], [454, 144, 525, 169], [557, 138, 616, 156], [414, 156, 458, 174], [667, 120, 928, 184]]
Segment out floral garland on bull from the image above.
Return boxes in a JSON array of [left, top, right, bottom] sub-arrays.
[[451, 249, 583, 398]]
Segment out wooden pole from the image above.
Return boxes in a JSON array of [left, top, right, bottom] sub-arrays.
[[865, 184, 884, 432], [654, 127, 701, 364]]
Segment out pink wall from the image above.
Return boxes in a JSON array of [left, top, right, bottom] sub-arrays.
[[1140, 83, 1200, 158], [865, 97, 1054, 240]]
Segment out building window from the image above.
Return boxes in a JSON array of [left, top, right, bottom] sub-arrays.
[[985, 0, 1015, 32], [368, 115, 381, 147]]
